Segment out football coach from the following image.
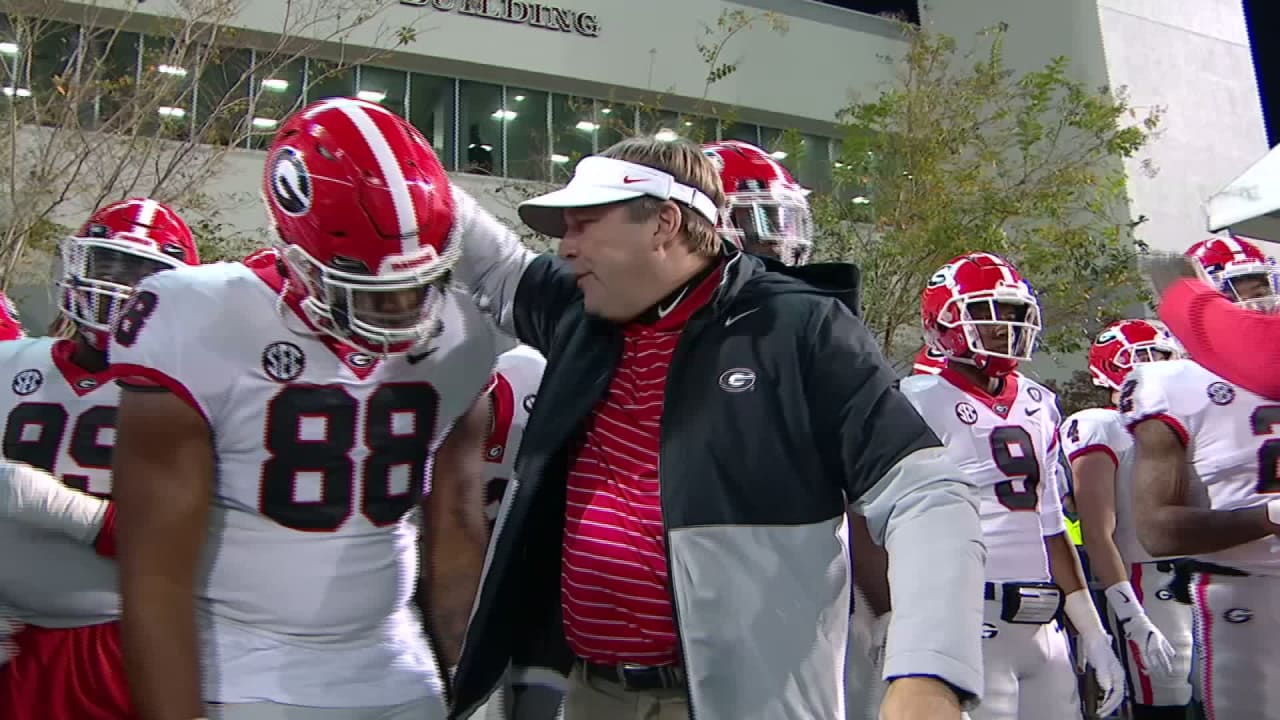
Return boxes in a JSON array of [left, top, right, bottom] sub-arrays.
[[444, 136, 987, 720]]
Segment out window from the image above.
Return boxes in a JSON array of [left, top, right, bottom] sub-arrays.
[[24, 21, 80, 125], [760, 127, 800, 177], [84, 27, 140, 128], [550, 94, 594, 180], [679, 114, 718, 145], [248, 57, 303, 149], [0, 16, 16, 86], [595, 101, 636, 149], [810, 1, 919, 24], [358, 65, 407, 117], [503, 87, 549, 181], [638, 109, 679, 140], [408, 73, 453, 169], [307, 59, 355, 103], [140, 34, 196, 139], [797, 133, 834, 192], [196, 46, 252, 146], [458, 79, 502, 175], [721, 121, 760, 146]]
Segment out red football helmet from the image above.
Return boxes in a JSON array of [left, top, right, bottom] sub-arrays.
[[921, 252, 1041, 378], [911, 345, 947, 375], [0, 292, 25, 342], [1185, 235, 1279, 312], [701, 140, 813, 266], [263, 97, 458, 354], [1087, 318, 1181, 391], [60, 198, 199, 349]]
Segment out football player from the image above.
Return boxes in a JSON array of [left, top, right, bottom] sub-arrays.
[[0, 198, 199, 719], [108, 98, 498, 720], [465, 344, 565, 720], [897, 252, 1126, 720], [0, 292, 26, 341], [1061, 319, 1191, 719], [700, 140, 813, 266], [1124, 235, 1280, 720]]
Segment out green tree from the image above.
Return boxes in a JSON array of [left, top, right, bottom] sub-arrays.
[[1041, 369, 1110, 417], [813, 23, 1160, 368]]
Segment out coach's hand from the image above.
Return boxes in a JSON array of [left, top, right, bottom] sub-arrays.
[[879, 676, 963, 720], [1145, 252, 1200, 295]]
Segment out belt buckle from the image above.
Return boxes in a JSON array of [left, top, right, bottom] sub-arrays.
[[618, 663, 647, 691]]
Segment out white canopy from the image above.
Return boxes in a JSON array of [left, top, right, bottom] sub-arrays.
[[1206, 145, 1280, 243]]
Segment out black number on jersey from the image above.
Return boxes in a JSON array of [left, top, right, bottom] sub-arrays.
[[113, 290, 158, 347], [1, 402, 117, 497], [1117, 378, 1137, 415], [990, 425, 1041, 512], [1066, 419, 1080, 445], [259, 383, 439, 532], [1251, 405, 1280, 494]]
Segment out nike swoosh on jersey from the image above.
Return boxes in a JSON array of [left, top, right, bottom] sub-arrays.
[[1025, 407, 1040, 416]]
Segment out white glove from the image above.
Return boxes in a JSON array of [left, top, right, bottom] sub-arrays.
[[1064, 590, 1127, 717], [0, 461, 108, 545], [1105, 581, 1177, 678]]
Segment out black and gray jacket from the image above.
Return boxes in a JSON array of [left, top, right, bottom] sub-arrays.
[[447, 188, 988, 720]]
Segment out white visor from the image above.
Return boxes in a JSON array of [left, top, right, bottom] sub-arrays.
[[518, 156, 720, 238]]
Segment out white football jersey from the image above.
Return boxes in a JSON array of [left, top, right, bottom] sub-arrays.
[[900, 370, 1067, 583], [0, 337, 119, 625], [108, 261, 499, 706], [483, 345, 545, 528], [1122, 359, 1280, 575], [1060, 406, 1172, 565]]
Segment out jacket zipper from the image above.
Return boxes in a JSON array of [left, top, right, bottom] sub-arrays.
[[661, 322, 697, 720], [658, 263, 734, 720]]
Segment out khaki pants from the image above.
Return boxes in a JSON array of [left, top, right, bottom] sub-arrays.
[[562, 663, 689, 720]]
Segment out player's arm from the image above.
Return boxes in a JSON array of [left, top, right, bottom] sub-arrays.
[[420, 393, 491, 667], [0, 461, 116, 555], [848, 511, 890, 616], [1158, 277, 1280, 400], [1045, 531, 1087, 594], [112, 387, 214, 720], [1069, 452, 1127, 587], [1041, 451, 1089, 597], [451, 186, 578, 354], [1131, 418, 1277, 556], [810, 303, 984, 710]]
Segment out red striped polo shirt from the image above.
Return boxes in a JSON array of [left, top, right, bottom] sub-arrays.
[[561, 261, 724, 666]]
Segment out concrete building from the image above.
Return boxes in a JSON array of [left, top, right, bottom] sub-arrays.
[[0, 0, 1269, 334]]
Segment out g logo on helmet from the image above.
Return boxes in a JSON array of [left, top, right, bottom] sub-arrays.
[[927, 263, 958, 288], [270, 147, 312, 217], [1095, 329, 1120, 345], [703, 149, 724, 173]]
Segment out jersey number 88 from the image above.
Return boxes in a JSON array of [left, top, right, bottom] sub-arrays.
[[260, 383, 439, 532]]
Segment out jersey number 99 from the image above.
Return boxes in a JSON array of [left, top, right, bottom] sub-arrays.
[[259, 383, 439, 532]]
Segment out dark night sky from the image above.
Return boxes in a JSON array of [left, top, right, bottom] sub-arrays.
[[1243, 0, 1278, 147]]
